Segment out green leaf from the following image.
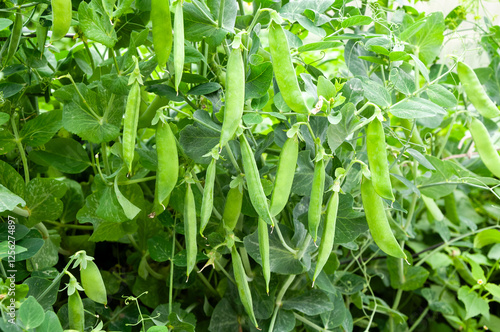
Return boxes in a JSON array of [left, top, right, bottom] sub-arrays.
[[57, 83, 125, 144], [29, 231, 61, 270], [184, 1, 227, 46], [78, 1, 118, 48], [298, 41, 343, 52], [0, 83, 24, 98], [409, 12, 445, 65], [0, 112, 10, 126], [29, 138, 91, 174], [333, 271, 366, 295], [317, 76, 336, 100], [0, 18, 13, 31], [19, 110, 62, 147], [244, 224, 306, 275], [208, 298, 239, 332], [426, 84, 457, 108], [147, 84, 184, 102], [36, 311, 63, 332], [0, 184, 26, 212], [458, 286, 489, 320], [0, 160, 24, 197], [187, 82, 221, 95], [114, 170, 141, 220], [179, 124, 219, 164], [341, 15, 373, 28], [245, 62, 273, 99], [390, 97, 445, 119], [19, 296, 45, 330], [390, 68, 415, 95], [282, 290, 333, 315], [474, 229, 500, 249], [148, 234, 174, 262], [485, 283, 500, 302], [23, 277, 60, 310], [358, 77, 391, 107], [0, 130, 16, 155], [334, 193, 368, 244], [387, 257, 429, 291], [273, 309, 295, 332], [25, 178, 67, 227]]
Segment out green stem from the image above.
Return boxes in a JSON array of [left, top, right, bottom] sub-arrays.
[[144, 258, 166, 280], [237, 0, 245, 16], [274, 223, 298, 255], [169, 217, 177, 313], [11, 113, 29, 184], [408, 307, 429, 332], [101, 143, 111, 175], [225, 144, 242, 173], [293, 313, 332, 332], [34, 222, 49, 239], [44, 220, 94, 230], [62, 74, 102, 119], [11, 206, 29, 218], [117, 176, 156, 185], [269, 275, 296, 332]]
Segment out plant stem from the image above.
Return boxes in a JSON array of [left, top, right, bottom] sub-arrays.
[[44, 220, 94, 230], [293, 312, 332, 332], [10, 113, 29, 184], [408, 307, 429, 332], [269, 275, 296, 332], [225, 144, 242, 173]]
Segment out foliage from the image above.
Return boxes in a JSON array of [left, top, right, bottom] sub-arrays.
[[1, 0, 500, 331]]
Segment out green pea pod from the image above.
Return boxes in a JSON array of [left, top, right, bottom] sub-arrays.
[[184, 182, 197, 278], [6, 9, 22, 64], [138, 95, 169, 128], [312, 190, 338, 284], [173, 0, 184, 92], [269, 134, 299, 216], [258, 217, 270, 295], [154, 121, 178, 215], [366, 117, 395, 201], [80, 260, 107, 305], [308, 158, 325, 243], [469, 117, 500, 178], [219, 47, 245, 149], [399, 118, 424, 146], [151, 0, 172, 68], [457, 62, 500, 119], [200, 158, 216, 236], [51, 0, 72, 41], [68, 291, 84, 332], [422, 195, 443, 222], [361, 176, 406, 259], [444, 193, 460, 225], [240, 134, 274, 226], [222, 185, 243, 231], [231, 245, 258, 329], [123, 70, 142, 174], [36, 22, 48, 55], [268, 20, 309, 114]]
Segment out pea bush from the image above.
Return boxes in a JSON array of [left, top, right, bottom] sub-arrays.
[[1, 0, 500, 331]]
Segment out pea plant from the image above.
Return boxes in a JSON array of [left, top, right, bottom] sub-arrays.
[[1, 0, 500, 331]]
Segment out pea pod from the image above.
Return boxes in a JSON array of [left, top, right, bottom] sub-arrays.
[[444, 193, 460, 225], [6, 8, 22, 64], [122, 60, 143, 174], [269, 134, 299, 216], [308, 158, 325, 243], [51, 0, 72, 41], [399, 118, 424, 146], [81, 260, 107, 305], [231, 245, 258, 329], [469, 117, 500, 178], [360, 176, 406, 259], [258, 217, 270, 294], [36, 21, 48, 55], [173, 0, 184, 92], [240, 134, 274, 226], [457, 62, 500, 119], [68, 291, 84, 332], [222, 185, 243, 231], [366, 117, 395, 201], [219, 47, 245, 149], [268, 20, 309, 114], [200, 158, 216, 236], [154, 121, 178, 215], [312, 190, 338, 284], [184, 182, 197, 278], [422, 195, 443, 222], [151, 0, 172, 68], [138, 96, 170, 128]]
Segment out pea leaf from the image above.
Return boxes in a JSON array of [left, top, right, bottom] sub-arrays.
[[390, 97, 446, 119], [458, 286, 490, 320], [25, 178, 67, 227], [282, 289, 333, 315], [29, 138, 91, 174], [474, 229, 500, 249], [245, 62, 273, 99], [19, 296, 45, 330], [78, 1, 118, 48]]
